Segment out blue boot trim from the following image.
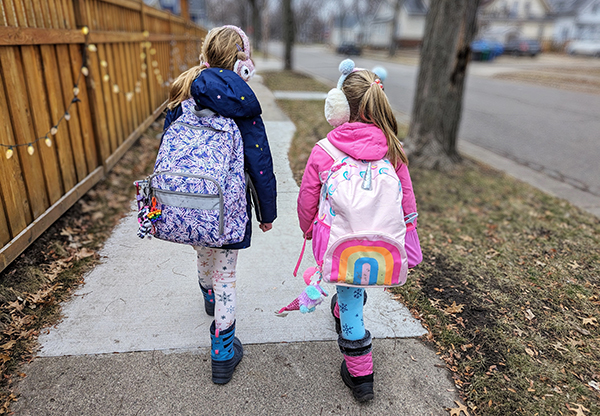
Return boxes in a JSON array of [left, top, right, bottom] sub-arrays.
[[210, 321, 237, 361], [200, 284, 215, 317], [210, 321, 243, 384]]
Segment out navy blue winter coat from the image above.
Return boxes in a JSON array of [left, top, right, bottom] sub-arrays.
[[163, 68, 277, 249]]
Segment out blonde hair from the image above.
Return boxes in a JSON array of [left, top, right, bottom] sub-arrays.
[[342, 71, 408, 167], [166, 26, 247, 110]]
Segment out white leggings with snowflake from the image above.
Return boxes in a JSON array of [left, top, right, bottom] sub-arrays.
[[194, 247, 238, 331]]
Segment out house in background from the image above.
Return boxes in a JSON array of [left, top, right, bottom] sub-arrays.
[[478, 0, 555, 48], [549, 0, 600, 46], [143, 0, 209, 26], [329, 0, 429, 49]]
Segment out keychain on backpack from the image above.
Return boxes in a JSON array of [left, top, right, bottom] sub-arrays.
[[134, 181, 162, 239]]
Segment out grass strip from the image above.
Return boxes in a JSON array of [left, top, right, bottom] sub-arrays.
[[263, 70, 600, 416]]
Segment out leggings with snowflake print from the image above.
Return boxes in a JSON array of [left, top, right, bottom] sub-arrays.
[[337, 286, 366, 341], [194, 247, 238, 331]]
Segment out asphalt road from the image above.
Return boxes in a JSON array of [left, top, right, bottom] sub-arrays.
[[264, 44, 600, 197]]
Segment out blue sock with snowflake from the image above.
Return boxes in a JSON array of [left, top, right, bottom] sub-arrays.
[[337, 286, 366, 341]]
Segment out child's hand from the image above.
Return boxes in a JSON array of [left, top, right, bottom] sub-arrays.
[[259, 223, 272, 232]]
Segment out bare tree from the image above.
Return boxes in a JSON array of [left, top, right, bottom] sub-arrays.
[[248, 0, 263, 51], [283, 0, 294, 70], [405, 0, 484, 170], [389, 0, 404, 56]]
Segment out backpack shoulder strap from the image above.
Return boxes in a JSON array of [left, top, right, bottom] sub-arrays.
[[316, 138, 346, 161]]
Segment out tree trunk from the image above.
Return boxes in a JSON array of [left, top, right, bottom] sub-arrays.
[[283, 0, 294, 70], [405, 0, 482, 171], [249, 0, 262, 52], [389, 0, 404, 57]]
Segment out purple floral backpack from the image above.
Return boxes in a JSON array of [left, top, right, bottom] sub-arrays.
[[134, 98, 247, 247]]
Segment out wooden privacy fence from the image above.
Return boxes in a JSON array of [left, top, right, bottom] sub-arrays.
[[0, 0, 207, 271]]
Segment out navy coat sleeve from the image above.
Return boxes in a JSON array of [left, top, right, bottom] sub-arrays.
[[235, 116, 277, 224]]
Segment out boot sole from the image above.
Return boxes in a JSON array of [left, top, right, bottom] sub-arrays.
[[212, 337, 243, 384], [341, 361, 374, 402]]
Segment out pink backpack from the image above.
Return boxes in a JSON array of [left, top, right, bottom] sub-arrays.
[[310, 138, 410, 287]]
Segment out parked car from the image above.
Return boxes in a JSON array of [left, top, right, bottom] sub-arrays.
[[566, 40, 600, 57], [504, 39, 541, 57], [471, 39, 504, 61], [336, 42, 362, 56]]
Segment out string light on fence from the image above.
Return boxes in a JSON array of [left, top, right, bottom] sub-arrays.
[[0, 26, 89, 159], [0, 26, 186, 159]]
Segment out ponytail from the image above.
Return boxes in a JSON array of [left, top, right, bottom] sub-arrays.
[[342, 71, 408, 167], [166, 65, 204, 110]]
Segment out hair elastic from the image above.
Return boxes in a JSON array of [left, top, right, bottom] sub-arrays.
[[370, 79, 383, 89]]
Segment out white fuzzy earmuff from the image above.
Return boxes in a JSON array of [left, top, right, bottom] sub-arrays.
[[223, 25, 256, 82], [324, 59, 355, 127], [325, 88, 350, 127]]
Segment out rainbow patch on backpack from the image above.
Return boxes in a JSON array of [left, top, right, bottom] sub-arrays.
[[328, 238, 404, 286]]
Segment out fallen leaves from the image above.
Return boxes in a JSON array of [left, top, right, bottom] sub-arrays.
[[524, 309, 535, 321], [447, 400, 470, 416], [566, 403, 590, 415], [444, 302, 465, 315]]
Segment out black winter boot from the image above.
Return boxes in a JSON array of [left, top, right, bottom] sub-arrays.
[[338, 331, 374, 402], [200, 284, 215, 316], [210, 320, 243, 384]]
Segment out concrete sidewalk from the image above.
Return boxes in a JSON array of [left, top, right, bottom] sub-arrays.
[[12, 61, 460, 415]]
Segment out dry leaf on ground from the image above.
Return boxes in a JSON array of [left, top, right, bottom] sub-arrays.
[[447, 400, 470, 416], [445, 302, 465, 315]]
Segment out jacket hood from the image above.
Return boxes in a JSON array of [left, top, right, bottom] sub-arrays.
[[326, 122, 388, 160], [191, 68, 261, 119]]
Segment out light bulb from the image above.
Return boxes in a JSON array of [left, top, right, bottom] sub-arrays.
[[140, 53, 146, 60], [143, 31, 150, 38], [81, 26, 89, 35], [81, 66, 89, 76], [88, 44, 97, 52], [101, 60, 108, 68], [126, 92, 133, 102], [141, 72, 147, 79], [27, 144, 34, 155], [113, 84, 120, 94], [73, 87, 80, 96], [103, 74, 110, 82], [5, 148, 13, 159], [50, 126, 58, 135], [152, 61, 158, 67], [150, 48, 156, 55], [45, 137, 52, 147], [64, 112, 71, 121]]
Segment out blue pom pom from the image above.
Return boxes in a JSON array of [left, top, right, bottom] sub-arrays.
[[300, 305, 309, 314], [372, 66, 388, 82], [305, 285, 321, 300], [339, 59, 355, 75]]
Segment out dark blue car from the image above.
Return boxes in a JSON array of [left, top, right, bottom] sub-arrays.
[[471, 39, 504, 61]]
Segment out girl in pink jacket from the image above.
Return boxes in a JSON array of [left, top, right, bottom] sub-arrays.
[[297, 60, 418, 402]]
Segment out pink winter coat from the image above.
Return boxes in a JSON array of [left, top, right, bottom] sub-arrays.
[[297, 122, 417, 236]]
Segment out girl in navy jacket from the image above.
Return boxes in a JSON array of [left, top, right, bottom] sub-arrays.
[[162, 26, 276, 385]]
